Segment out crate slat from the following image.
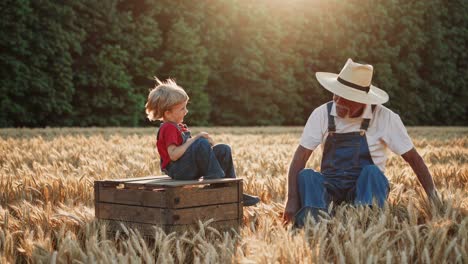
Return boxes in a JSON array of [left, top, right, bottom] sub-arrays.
[[97, 202, 239, 225], [98, 187, 167, 207], [147, 177, 239, 187], [96, 203, 166, 224], [103, 219, 240, 236], [102, 175, 167, 183], [94, 181, 100, 218], [167, 203, 239, 225], [97, 181, 238, 208], [166, 184, 238, 208], [103, 176, 240, 187], [238, 181, 243, 225]]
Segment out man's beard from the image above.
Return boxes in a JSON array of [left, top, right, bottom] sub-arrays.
[[336, 104, 351, 118]]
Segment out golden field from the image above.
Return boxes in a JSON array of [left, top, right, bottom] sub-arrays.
[[0, 126, 467, 263]]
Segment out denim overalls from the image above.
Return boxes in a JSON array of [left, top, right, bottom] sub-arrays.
[[295, 102, 389, 226], [157, 122, 236, 180]]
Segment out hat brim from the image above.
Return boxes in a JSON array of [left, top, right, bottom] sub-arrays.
[[316, 72, 389, 104]]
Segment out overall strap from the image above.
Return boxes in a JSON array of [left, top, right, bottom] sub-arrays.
[[359, 104, 377, 131], [157, 122, 182, 140], [327, 101, 336, 132], [156, 122, 163, 140]]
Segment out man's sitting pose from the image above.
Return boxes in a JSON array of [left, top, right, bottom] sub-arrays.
[[283, 59, 440, 226]]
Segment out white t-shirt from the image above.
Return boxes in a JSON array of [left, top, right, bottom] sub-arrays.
[[299, 102, 413, 173]]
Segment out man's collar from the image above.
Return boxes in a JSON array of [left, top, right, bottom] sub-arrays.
[[331, 102, 373, 119]]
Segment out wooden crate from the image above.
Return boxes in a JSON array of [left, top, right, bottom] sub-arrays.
[[94, 176, 243, 235]]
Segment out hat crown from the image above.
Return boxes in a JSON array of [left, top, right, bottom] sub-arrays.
[[338, 59, 373, 88]]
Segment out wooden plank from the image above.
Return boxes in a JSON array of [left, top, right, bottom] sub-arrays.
[[97, 176, 240, 188], [166, 184, 238, 208], [94, 181, 100, 218], [238, 181, 243, 225], [103, 176, 173, 188], [98, 176, 173, 189], [98, 187, 167, 207], [102, 219, 240, 237], [97, 203, 166, 225], [144, 177, 241, 187], [96, 176, 171, 188], [116, 176, 173, 185], [102, 220, 162, 237], [166, 219, 240, 234], [100, 175, 166, 183], [103, 176, 174, 185], [167, 203, 239, 225], [97, 202, 239, 225]]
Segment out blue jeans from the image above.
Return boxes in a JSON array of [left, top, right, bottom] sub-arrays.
[[167, 138, 236, 180], [294, 165, 389, 226], [298, 165, 389, 210]]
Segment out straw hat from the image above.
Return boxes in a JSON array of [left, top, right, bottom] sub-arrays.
[[316, 59, 389, 104]]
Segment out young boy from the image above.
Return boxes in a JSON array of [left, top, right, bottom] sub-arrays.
[[145, 78, 260, 206]]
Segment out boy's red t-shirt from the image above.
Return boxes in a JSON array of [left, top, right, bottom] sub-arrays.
[[157, 122, 189, 169]]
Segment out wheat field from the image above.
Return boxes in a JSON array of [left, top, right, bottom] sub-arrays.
[[0, 127, 467, 263]]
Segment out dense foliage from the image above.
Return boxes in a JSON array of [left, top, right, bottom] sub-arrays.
[[1, 0, 466, 127]]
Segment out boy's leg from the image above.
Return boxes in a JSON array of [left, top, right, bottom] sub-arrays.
[[167, 147, 199, 180], [191, 138, 225, 179], [354, 165, 389, 207], [213, 144, 260, 206], [213, 144, 236, 178], [168, 138, 225, 180], [167, 152, 200, 181]]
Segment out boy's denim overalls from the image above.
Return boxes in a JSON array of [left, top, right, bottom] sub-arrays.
[[295, 102, 389, 226], [157, 122, 235, 180]]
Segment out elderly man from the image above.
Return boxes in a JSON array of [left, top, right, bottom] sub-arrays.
[[283, 59, 440, 226]]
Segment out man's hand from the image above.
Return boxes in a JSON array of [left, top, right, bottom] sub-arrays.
[[282, 198, 300, 224], [282, 212, 294, 224], [429, 189, 443, 209]]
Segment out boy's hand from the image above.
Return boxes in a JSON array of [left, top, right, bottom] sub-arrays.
[[207, 136, 215, 146], [195, 132, 214, 145], [196, 132, 210, 139]]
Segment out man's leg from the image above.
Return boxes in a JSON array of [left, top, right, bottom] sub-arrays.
[[354, 165, 389, 207], [213, 144, 236, 178], [298, 169, 328, 208], [295, 169, 329, 226]]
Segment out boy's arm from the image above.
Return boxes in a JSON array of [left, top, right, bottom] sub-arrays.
[[167, 132, 210, 161]]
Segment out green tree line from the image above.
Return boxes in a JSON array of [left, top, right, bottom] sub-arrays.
[[1, 0, 466, 127]]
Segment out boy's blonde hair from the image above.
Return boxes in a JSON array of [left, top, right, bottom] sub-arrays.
[[145, 78, 189, 121]]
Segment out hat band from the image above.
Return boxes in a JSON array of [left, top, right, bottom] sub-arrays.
[[337, 77, 370, 93]]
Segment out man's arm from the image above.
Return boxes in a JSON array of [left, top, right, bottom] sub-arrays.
[[283, 145, 313, 223], [401, 148, 440, 203]]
